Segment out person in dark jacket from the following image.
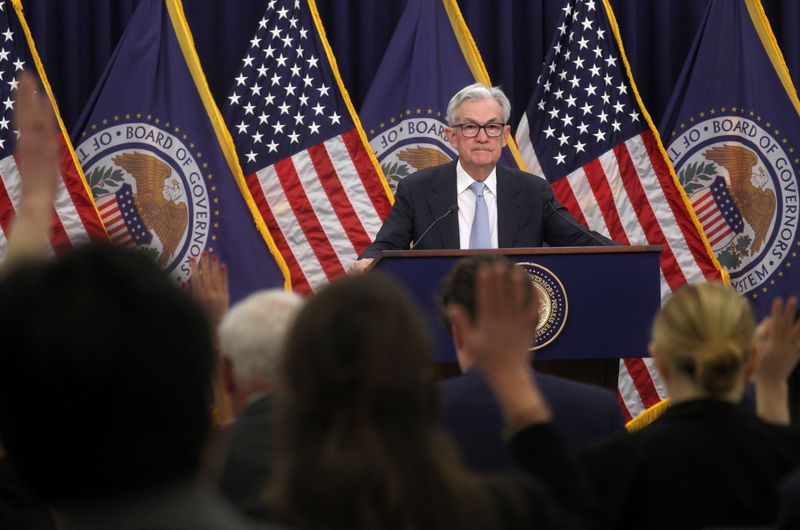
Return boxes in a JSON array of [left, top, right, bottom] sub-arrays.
[[438, 255, 625, 473], [582, 282, 800, 530]]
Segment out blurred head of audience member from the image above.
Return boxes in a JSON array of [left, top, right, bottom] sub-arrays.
[[268, 273, 502, 530], [440, 254, 534, 371], [218, 289, 303, 414], [650, 281, 755, 402], [0, 244, 215, 507]]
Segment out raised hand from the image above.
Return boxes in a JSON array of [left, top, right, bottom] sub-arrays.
[[4, 71, 59, 269], [189, 252, 230, 332], [447, 262, 551, 432], [754, 296, 800, 425]]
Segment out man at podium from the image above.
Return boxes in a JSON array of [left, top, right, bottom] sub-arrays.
[[351, 83, 612, 273]]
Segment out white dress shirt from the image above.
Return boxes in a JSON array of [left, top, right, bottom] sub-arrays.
[[456, 160, 498, 249]]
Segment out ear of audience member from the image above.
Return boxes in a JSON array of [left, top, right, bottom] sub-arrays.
[[216, 289, 302, 520], [0, 245, 256, 525], [438, 256, 624, 472], [268, 272, 578, 530]]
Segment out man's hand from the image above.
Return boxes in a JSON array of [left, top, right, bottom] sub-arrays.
[[754, 296, 800, 425], [189, 253, 230, 332], [347, 257, 374, 275], [4, 71, 59, 270], [447, 262, 551, 433]]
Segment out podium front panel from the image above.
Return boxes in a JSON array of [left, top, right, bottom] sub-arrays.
[[373, 247, 661, 362]]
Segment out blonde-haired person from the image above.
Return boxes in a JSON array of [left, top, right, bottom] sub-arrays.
[[581, 282, 800, 530]]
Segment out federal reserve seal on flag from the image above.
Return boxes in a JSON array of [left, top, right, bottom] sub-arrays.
[[368, 111, 456, 192], [516, 262, 568, 350], [667, 114, 799, 297], [76, 118, 218, 283]]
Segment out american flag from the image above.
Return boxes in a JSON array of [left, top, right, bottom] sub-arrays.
[[516, 0, 725, 420], [691, 176, 744, 249], [0, 1, 106, 262], [224, 0, 392, 294], [95, 183, 152, 247]]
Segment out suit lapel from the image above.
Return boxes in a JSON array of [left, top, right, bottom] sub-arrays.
[[497, 166, 522, 248], [427, 163, 459, 249]]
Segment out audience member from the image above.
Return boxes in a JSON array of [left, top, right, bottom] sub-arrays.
[[0, 456, 56, 530], [581, 282, 800, 530], [438, 255, 624, 472], [267, 269, 587, 530], [0, 72, 269, 530], [217, 289, 303, 520], [777, 468, 800, 529]]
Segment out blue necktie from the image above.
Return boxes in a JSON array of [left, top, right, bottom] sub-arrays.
[[468, 181, 490, 249]]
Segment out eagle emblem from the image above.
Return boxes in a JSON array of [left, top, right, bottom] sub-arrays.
[[702, 145, 776, 255], [112, 152, 189, 267], [397, 146, 451, 170]]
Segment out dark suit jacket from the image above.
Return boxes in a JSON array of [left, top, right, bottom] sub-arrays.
[[582, 399, 800, 530], [777, 468, 800, 529], [361, 162, 611, 257], [439, 369, 625, 473], [218, 395, 274, 522], [0, 458, 56, 530], [62, 484, 268, 530]]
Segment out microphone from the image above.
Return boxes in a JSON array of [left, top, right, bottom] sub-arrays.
[[545, 198, 613, 246], [410, 204, 458, 250]]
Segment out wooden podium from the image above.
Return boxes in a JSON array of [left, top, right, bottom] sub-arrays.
[[372, 245, 662, 390]]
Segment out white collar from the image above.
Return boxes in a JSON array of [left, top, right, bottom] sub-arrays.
[[456, 160, 497, 196]]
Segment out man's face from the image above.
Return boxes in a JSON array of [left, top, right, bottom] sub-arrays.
[[445, 98, 510, 178]]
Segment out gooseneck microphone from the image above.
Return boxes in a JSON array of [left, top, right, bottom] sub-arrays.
[[545, 198, 614, 246], [410, 204, 459, 250]]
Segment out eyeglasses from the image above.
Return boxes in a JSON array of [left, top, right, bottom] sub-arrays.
[[452, 122, 506, 138]]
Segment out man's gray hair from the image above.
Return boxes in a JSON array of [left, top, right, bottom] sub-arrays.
[[218, 289, 303, 384], [446, 83, 511, 126]]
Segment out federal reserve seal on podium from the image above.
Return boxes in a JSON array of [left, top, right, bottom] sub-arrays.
[[516, 262, 568, 350]]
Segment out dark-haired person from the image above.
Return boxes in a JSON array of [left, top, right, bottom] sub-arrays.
[[438, 255, 624, 473], [0, 73, 269, 530], [267, 269, 588, 530], [349, 82, 611, 274], [582, 283, 800, 530], [0, 245, 274, 530]]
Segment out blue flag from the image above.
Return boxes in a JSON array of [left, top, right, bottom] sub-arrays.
[[660, 0, 800, 317], [359, 0, 525, 192], [73, 0, 288, 302]]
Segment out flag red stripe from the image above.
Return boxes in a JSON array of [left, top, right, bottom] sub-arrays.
[[56, 138, 107, 241], [307, 143, 372, 251], [0, 174, 14, 237], [709, 230, 733, 247], [551, 178, 589, 225], [697, 207, 720, 224], [623, 358, 661, 408], [704, 219, 728, 238], [104, 212, 124, 226], [48, 210, 72, 255], [614, 142, 686, 292], [244, 172, 312, 294], [340, 128, 391, 219], [274, 158, 345, 280], [640, 131, 719, 281], [583, 158, 630, 244]]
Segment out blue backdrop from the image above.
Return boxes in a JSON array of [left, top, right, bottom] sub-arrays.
[[20, 0, 800, 142]]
